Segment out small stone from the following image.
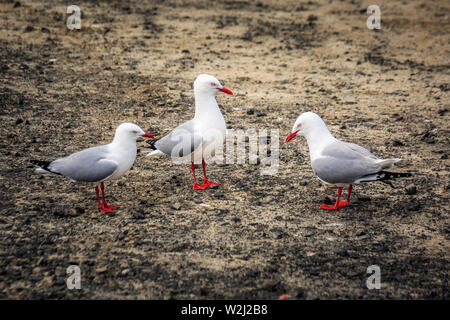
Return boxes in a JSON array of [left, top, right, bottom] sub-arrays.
[[322, 196, 333, 205], [261, 280, 278, 291], [171, 202, 181, 210], [246, 108, 254, 115], [357, 196, 371, 202], [215, 192, 224, 199], [96, 267, 107, 274], [270, 229, 283, 239], [255, 110, 266, 117], [132, 212, 144, 220], [393, 139, 404, 146], [405, 184, 417, 195], [15, 118, 23, 125], [307, 15, 318, 23], [294, 287, 306, 298], [24, 26, 34, 33], [53, 211, 65, 217], [407, 203, 421, 211], [245, 269, 259, 277], [120, 268, 130, 276], [231, 217, 241, 223]]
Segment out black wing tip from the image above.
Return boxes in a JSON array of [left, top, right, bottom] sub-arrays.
[[377, 170, 412, 181], [30, 160, 52, 171], [146, 139, 158, 150]]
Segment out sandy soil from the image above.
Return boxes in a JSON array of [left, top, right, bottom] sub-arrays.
[[0, 0, 449, 299]]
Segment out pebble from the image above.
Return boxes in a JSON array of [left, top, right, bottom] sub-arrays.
[[132, 212, 144, 220], [270, 229, 283, 239], [215, 192, 225, 199], [405, 184, 417, 195], [171, 202, 181, 210], [261, 280, 278, 291], [294, 287, 306, 298], [255, 110, 266, 117], [95, 267, 107, 274], [120, 268, 130, 276], [245, 269, 259, 277]]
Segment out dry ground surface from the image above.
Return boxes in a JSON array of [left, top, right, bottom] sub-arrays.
[[0, 0, 449, 299]]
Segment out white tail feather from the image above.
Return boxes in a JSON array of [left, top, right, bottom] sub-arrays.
[[145, 149, 164, 157], [35, 167, 52, 174], [375, 158, 402, 169]]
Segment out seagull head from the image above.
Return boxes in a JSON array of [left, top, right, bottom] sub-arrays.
[[115, 123, 155, 142], [193, 74, 233, 96], [285, 112, 325, 143]]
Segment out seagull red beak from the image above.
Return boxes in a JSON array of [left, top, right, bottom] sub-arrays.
[[141, 133, 155, 139], [218, 87, 233, 95], [285, 130, 299, 143]]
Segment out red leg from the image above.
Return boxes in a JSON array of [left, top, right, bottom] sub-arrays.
[[339, 184, 352, 207], [95, 186, 114, 213], [95, 186, 102, 211], [100, 182, 119, 211], [200, 158, 220, 188], [332, 184, 352, 208], [192, 162, 207, 190], [321, 187, 342, 210]]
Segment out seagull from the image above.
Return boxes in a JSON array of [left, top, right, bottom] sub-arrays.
[[285, 112, 411, 210], [31, 123, 154, 213], [145, 74, 233, 190]]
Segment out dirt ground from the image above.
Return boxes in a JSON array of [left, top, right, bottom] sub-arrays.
[[0, 0, 449, 299]]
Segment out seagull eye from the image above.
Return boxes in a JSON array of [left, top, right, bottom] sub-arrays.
[[210, 82, 216, 87], [132, 130, 138, 134]]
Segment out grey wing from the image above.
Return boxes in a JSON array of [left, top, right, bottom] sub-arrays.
[[49, 145, 118, 182], [342, 142, 378, 160], [321, 141, 377, 161], [312, 142, 381, 184], [312, 157, 381, 184], [155, 120, 202, 157]]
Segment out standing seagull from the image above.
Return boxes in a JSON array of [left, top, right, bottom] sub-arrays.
[[285, 112, 411, 210], [31, 123, 154, 213], [145, 74, 233, 190]]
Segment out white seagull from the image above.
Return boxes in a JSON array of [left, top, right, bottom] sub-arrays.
[[145, 74, 233, 190], [285, 112, 411, 210], [32, 123, 154, 213]]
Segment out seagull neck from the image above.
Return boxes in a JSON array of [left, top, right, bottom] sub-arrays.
[[305, 127, 336, 157], [194, 91, 221, 120], [111, 136, 136, 150]]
